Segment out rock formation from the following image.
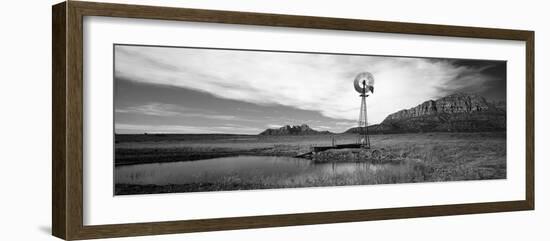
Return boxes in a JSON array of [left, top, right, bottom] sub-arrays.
[[259, 124, 331, 135], [346, 93, 506, 134]]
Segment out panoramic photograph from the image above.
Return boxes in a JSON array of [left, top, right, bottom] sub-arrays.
[[113, 44, 507, 195]]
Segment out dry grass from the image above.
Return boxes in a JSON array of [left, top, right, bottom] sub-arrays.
[[114, 132, 506, 194]]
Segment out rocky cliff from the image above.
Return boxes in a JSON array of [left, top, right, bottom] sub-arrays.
[[346, 93, 506, 134], [259, 124, 331, 135]]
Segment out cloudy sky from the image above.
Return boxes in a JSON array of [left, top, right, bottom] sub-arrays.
[[114, 44, 506, 134]]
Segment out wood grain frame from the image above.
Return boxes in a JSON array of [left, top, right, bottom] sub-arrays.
[[52, 1, 535, 240]]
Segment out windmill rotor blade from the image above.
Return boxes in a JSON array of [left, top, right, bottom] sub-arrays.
[[366, 75, 375, 86], [353, 72, 375, 94], [353, 78, 365, 93]]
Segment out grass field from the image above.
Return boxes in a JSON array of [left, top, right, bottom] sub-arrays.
[[115, 132, 506, 195]]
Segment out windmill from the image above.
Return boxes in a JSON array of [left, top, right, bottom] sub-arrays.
[[353, 72, 375, 149]]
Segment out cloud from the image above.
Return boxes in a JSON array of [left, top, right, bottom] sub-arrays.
[[313, 125, 333, 130], [115, 103, 184, 117], [115, 45, 497, 124], [116, 123, 261, 134], [116, 102, 241, 121]]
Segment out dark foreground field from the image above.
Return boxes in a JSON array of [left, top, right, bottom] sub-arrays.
[[115, 132, 506, 195]]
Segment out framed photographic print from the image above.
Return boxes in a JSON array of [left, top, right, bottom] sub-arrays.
[[52, 1, 534, 240]]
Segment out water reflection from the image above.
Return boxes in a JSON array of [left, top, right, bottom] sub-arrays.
[[115, 155, 392, 185]]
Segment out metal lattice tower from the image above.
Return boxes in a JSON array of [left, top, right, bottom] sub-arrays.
[[353, 72, 374, 149], [357, 87, 370, 148]]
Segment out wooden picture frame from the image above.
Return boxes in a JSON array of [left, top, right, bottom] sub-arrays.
[[52, 1, 534, 240]]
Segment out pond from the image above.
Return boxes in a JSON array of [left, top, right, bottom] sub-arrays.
[[115, 155, 398, 187]]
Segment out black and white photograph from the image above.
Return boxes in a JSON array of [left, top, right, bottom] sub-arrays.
[[114, 44, 507, 195]]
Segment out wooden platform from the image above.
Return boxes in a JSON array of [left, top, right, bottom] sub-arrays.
[[296, 143, 363, 158], [312, 143, 362, 152]]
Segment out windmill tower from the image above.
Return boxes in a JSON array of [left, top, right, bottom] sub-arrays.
[[353, 72, 375, 149]]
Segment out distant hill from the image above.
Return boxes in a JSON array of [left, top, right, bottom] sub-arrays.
[[259, 124, 332, 136], [345, 93, 506, 134]]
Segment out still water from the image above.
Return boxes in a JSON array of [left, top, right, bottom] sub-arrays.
[[115, 155, 391, 185]]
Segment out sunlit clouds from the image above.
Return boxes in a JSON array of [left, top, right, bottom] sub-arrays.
[[114, 45, 505, 134]]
